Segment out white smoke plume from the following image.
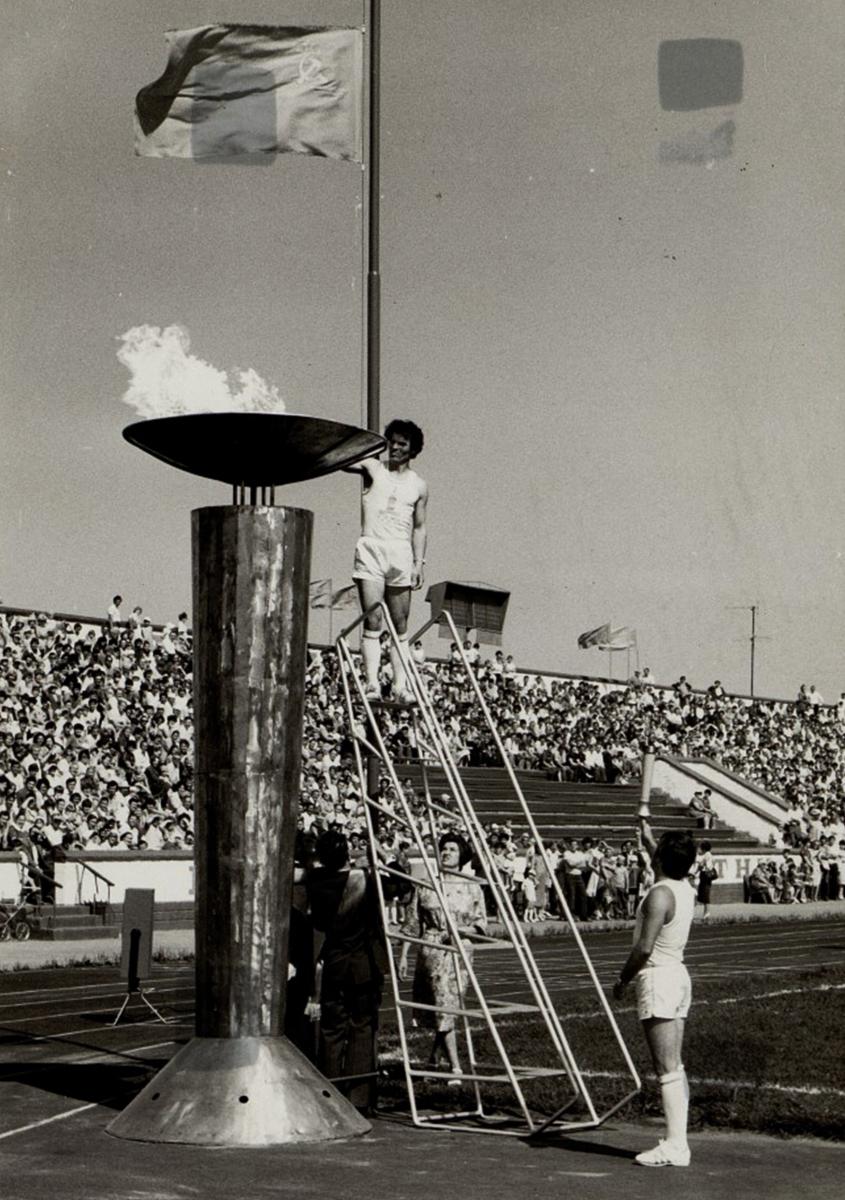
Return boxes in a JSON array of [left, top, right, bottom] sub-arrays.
[[116, 325, 286, 418]]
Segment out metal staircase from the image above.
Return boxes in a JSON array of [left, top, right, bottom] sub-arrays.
[[335, 604, 640, 1136]]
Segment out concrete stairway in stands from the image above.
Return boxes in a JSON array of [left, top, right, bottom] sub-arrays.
[[398, 765, 763, 851], [28, 901, 194, 941]]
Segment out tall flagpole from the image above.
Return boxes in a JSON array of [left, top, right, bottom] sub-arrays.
[[366, 0, 381, 434]]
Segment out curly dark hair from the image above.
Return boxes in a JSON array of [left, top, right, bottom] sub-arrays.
[[384, 419, 424, 458], [654, 830, 697, 879]]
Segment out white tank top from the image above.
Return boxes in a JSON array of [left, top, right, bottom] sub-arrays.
[[633, 876, 695, 967], [362, 462, 420, 541]]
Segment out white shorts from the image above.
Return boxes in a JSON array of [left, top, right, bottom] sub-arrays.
[[352, 536, 414, 587], [635, 964, 691, 1021]]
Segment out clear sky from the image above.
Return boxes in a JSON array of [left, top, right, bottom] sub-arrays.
[[2, 1, 843, 699]]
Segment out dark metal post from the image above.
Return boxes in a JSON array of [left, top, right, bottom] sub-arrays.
[[366, 0, 381, 433]]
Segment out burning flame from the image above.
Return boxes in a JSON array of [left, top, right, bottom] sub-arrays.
[[116, 325, 286, 418]]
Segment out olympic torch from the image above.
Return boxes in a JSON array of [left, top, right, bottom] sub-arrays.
[[638, 750, 655, 820]]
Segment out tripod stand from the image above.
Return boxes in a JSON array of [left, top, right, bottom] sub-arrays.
[[112, 927, 168, 1025]]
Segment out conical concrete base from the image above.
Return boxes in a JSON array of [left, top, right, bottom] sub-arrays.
[[106, 1037, 371, 1146]]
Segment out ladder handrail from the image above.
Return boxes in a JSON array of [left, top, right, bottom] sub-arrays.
[[335, 629, 535, 1127], [335, 602, 641, 1134], [402, 661, 591, 1113], [421, 610, 642, 1096]]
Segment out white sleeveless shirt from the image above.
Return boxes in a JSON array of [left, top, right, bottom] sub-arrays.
[[633, 876, 695, 967], [361, 461, 421, 541]]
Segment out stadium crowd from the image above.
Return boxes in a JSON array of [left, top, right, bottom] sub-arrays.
[[1, 607, 843, 910]]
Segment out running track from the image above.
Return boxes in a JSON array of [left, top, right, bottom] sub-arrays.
[[0, 917, 841, 1108]]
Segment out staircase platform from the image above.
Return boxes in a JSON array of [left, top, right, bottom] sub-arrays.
[[398, 765, 763, 854], [21, 901, 194, 941]]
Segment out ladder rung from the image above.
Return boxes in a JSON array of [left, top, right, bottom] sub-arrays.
[[483, 1000, 542, 1015], [363, 796, 413, 827], [379, 862, 437, 889], [396, 997, 537, 1021], [417, 795, 467, 822], [408, 1066, 573, 1084], [397, 998, 485, 1020], [388, 929, 511, 952], [389, 932, 463, 952]]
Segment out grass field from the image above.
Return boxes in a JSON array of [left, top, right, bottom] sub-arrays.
[[379, 962, 845, 1141]]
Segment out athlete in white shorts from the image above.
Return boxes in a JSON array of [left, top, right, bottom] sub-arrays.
[[614, 817, 697, 1168], [345, 420, 428, 701]]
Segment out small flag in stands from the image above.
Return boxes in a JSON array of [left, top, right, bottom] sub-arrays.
[[330, 585, 359, 611], [309, 579, 333, 608], [577, 623, 610, 649], [598, 626, 637, 651]]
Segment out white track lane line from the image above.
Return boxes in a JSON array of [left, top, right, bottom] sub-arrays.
[[0, 973, 193, 1000], [0, 1102, 104, 1141], [0, 1039, 185, 1140], [0, 994, 194, 1026], [0, 1037, 184, 1085], [0, 985, 194, 1014], [571, 1068, 845, 1100], [542, 981, 845, 1024], [0, 1036, 217, 1142], [33, 1017, 194, 1042]]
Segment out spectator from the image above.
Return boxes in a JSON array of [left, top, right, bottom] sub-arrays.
[[1, 600, 843, 901], [398, 832, 486, 1085], [692, 840, 717, 918], [559, 837, 588, 921], [307, 829, 387, 1115], [107, 596, 123, 627], [747, 861, 776, 903]]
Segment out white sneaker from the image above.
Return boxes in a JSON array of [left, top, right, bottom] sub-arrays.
[[393, 688, 415, 706], [364, 684, 380, 700], [634, 1140, 690, 1167]]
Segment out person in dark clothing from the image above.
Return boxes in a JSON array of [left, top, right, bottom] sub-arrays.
[[307, 829, 388, 1114], [285, 868, 317, 1062]]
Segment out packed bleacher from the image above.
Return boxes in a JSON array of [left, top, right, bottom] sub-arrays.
[[1, 606, 843, 910]]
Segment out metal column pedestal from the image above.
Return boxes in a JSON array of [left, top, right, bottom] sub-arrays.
[[107, 505, 369, 1146]]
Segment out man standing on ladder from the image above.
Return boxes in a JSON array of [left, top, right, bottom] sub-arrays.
[[346, 419, 427, 702]]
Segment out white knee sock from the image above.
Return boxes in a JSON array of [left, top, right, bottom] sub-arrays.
[[390, 633, 410, 693], [659, 1068, 689, 1150], [361, 630, 381, 689]]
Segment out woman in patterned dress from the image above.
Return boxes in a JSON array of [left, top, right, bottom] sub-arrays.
[[398, 832, 487, 1082]]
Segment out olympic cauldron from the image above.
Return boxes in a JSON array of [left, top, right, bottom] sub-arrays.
[[106, 413, 384, 1147]]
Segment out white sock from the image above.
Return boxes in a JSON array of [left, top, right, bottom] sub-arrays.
[[390, 634, 410, 693], [659, 1068, 689, 1150], [362, 631, 381, 689]]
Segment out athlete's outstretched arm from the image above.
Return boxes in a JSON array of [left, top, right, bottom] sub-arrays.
[[342, 457, 378, 479], [638, 815, 658, 857], [411, 483, 428, 590]]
